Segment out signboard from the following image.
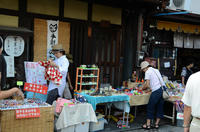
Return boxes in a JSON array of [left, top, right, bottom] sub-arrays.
[[47, 20, 59, 60], [24, 83, 48, 94], [4, 36, 25, 57], [16, 108, 40, 119], [4, 56, 15, 77], [24, 62, 47, 85]]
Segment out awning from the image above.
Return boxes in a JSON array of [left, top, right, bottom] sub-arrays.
[[157, 20, 200, 34], [0, 26, 33, 36]]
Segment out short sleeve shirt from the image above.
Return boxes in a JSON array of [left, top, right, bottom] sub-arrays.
[[145, 67, 165, 92], [182, 71, 200, 117]]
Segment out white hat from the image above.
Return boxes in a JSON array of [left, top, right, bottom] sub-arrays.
[[140, 61, 149, 70]]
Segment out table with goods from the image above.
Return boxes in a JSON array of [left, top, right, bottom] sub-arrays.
[[0, 98, 54, 132]]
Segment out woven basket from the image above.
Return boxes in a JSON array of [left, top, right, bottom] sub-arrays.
[[0, 107, 54, 132], [127, 82, 141, 89], [129, 93, 151, 106]]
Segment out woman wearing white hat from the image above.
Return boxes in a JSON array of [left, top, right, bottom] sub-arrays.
[[46, 44, 71, 104], [140, 61, 165, 130]]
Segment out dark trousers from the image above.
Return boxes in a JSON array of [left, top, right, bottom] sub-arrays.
[[147, 88, 164, 119], [46, 88, 60, 105]]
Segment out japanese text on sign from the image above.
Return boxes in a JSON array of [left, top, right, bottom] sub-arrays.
[[16, 108, 40, 119], [24, 83, 48, 95]]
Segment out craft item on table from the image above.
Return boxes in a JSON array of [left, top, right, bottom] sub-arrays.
[[92, 64, 97, 68], [75, 95, 87, 103], [80, 65, 86, 68], [175, 100, 184, 113], [38, 60, 62, 85], [55, 98, 74, 113], [0, 99, 50, 110]]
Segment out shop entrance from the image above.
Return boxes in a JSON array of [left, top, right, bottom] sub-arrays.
[[92, 26, 122, 87]]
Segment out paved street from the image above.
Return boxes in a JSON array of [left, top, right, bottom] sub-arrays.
[[101, 107, 183, 132]]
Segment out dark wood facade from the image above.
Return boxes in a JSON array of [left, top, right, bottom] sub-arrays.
[[0, 0, 162, 87]]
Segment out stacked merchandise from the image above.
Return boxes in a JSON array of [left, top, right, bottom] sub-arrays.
[[0, 99, 54, 132], [164, 78, 185, 101], [0, 99, 50, 110]]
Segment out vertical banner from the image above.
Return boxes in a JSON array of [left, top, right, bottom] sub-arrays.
[[47, 20, 59, 60], [24, 62, 47, 85], [4, 56, 15, 77]]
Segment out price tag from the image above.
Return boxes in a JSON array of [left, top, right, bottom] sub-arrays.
[[16, 108, 40, 119], [24, 83, 48, 95], [17, 81, 23, 86]]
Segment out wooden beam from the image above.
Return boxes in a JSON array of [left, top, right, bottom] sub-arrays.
[[87, 0, 93, 23], [59, 0, 64, 20]]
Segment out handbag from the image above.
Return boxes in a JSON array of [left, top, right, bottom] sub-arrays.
[[153, 69, 170, 100], [162, 86, 170, 99]]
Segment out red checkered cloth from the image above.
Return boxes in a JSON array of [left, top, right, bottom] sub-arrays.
[[38, 60, 62, 85]]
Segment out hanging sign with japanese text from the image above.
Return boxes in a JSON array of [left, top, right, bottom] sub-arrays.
[[24, 83, 48, 95], [16, 108, 40, 119], [47, 20, 59, 60], [4, 36, 24, 57]]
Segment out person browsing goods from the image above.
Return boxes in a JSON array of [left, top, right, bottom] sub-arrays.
[[140, 61, 165, 130]]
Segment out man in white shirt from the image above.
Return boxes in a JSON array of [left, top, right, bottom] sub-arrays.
[[182, 71, 200, 132], [46, 44, 70, 104], [140, 61, 165, 130]]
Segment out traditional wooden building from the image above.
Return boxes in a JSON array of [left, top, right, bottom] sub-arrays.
[[0, 0, 164, 88]]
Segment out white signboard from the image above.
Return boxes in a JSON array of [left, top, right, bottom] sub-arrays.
[[4, 56, 15, 77], [24, 62, 47, 85], [164, 62, 170, 68], [4, 36, 25, 57], [47, 20, 59, 60]]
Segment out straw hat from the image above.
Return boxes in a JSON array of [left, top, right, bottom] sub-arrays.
[[52, 44, 64, 51], [140, 61, 149, 70]]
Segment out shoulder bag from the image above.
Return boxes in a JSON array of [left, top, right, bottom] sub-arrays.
[[152, 69, 170, 100]]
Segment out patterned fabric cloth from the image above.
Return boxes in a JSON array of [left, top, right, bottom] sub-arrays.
[[39, 60, 62, 85]]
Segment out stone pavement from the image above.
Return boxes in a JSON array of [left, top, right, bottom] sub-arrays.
[[101, 108, 183, 132]]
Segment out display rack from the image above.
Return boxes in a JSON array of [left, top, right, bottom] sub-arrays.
[[75, 67, 100, 92]]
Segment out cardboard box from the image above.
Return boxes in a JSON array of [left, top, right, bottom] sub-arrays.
[[75, 122, 89, 132], [89, 118, 105, 132], [0, 106, 54, 132]]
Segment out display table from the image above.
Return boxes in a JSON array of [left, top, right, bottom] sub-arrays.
[[78, 93, 130, 127], [56, 103, 97, 131], [163, 97, 182, 125], [0, 99, 54, 132], [78, 93, 129, 111]]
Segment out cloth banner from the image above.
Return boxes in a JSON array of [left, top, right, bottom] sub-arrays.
[[4, 56, 15, 77], [47, 20, 59, 60], [174, 33, 183, 48]]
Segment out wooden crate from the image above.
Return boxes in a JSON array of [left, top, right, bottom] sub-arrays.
[[0, 106, 54, 132]]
